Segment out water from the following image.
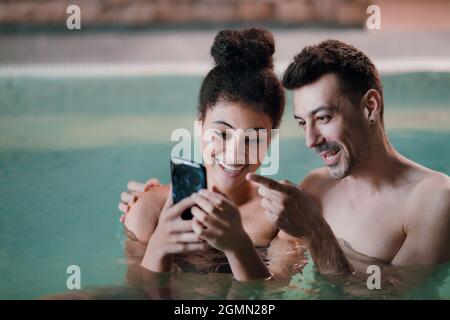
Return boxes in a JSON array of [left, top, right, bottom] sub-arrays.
[[0, 73, 449, 299]]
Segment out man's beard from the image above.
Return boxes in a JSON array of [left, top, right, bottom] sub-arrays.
[[328, 148, 352, 179], [316, 141, 366, 179]]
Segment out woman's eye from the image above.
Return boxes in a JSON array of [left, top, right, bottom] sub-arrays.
[[245, 137, 259, 145], [215, 130, 231, 140], [214, 130, 225, 139], [317, 115, 331, 124]]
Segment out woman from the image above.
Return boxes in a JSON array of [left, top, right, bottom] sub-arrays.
[[120, 28, 303, 282]]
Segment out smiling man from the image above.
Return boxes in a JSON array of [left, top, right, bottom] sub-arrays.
[[248, 39, 450, 276]]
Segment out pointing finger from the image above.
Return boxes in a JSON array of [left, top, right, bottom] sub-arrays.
[[279, 179, 298, 187], [257, 186, 283, 201], [246, 173, 285, 192]]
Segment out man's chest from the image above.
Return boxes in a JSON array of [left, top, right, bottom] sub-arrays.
[[320, 193, 408, 262]]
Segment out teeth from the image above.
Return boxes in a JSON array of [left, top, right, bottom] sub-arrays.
[[222, 164, 243, 172], [324, 149, 339, 159], [217, 160, 246, 174], [223, 167, 241, 174]]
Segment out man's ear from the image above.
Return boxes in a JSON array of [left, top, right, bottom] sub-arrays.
[[362, 89, 382, 124]]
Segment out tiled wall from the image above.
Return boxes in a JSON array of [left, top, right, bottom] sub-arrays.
[[0, 0, 368, 26]]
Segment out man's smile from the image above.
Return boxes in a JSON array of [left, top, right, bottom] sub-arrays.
[[319, 147, 341, 166]]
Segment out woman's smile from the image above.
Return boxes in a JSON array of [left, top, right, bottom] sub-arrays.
[[216, 159, 249, 178]]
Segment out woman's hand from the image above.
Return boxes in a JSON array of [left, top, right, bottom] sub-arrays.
[[141, 192, 206, 272], [191, 188, 271, 281], [190, 189, 249, 253], [118, 178, 161, 222]]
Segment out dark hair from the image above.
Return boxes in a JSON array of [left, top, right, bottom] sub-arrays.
[[199, 28, 285, 128], [282, 39, 384, 120]]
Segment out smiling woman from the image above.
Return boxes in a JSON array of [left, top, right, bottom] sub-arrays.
[[122, 28, 288, 284]]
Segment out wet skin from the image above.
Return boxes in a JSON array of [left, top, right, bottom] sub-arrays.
[[289, 73, 450, 266]]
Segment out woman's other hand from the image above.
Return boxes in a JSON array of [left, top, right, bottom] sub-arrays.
[[191, 188, 271, 281], [141, 191, 206, 272], [191, 189, 250, 253]]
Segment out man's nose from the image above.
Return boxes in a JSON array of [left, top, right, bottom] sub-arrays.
[[305, 125, 324, 149]]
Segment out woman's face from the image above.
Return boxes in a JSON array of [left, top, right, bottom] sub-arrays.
[[200, 100, 273, 193]]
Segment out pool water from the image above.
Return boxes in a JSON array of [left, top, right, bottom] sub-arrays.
[[0, 72, 449, 299]]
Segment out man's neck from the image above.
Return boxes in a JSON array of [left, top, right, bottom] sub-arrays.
[[345, 129, 409, 192]]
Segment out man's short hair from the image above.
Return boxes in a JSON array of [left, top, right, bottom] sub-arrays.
[[282, 39, 384, 120]]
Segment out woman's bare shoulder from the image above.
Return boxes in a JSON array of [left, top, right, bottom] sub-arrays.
[[123, 185, 170, 243], [240, 196, 278, 246], [136, 185, 170, 209]]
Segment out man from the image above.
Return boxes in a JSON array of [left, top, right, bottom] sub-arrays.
[[247, 39, 450, 276]]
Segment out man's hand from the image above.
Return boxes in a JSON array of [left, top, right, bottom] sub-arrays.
[[118, 178, 161, 222], [246, 173, 321, 240], [246, 173, 353, 275]]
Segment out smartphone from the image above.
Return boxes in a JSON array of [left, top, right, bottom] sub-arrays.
[[171, 157, 207, 220]]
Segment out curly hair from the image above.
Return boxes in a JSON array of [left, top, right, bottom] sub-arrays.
[[198, 28, 285, 128]]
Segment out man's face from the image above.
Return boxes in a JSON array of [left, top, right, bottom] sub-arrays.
[[293, 73, 370, 179]]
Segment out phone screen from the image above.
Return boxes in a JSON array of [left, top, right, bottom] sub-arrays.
[[171, 157, 207, 220]]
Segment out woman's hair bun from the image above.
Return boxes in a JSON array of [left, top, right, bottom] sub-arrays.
[[210, 28, 275, 69]]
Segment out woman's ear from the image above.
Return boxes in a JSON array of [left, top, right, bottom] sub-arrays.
[[362, 89, 382, 124]]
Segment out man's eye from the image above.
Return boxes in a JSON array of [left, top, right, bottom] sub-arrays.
[[297, 121, 306, 129], [317, 115, 331, 124]]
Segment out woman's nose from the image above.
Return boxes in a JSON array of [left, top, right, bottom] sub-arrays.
[[224, 131, 246, 164]]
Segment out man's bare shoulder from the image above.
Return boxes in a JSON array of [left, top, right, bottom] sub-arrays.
[[412, 170, 450, 207], [407, 169, 450, 226], [394, 169, 450, 264], [299, 167, 339, 196], [124, 185, 170, 243]]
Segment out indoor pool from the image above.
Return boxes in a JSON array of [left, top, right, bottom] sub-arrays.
[[0, 72, 449, 299]]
